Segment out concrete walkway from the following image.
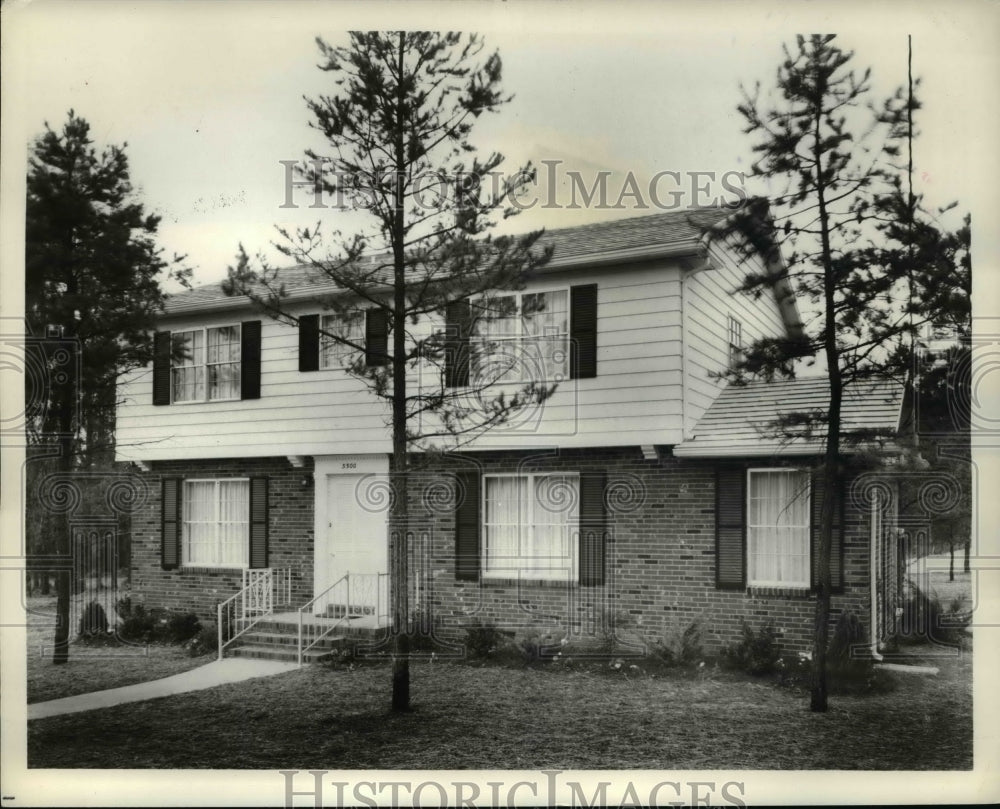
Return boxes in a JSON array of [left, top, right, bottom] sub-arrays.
[[28, 658, 298, 720]]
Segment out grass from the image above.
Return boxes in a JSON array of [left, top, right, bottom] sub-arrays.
[[28, 642, 971, 770], [26, 596, 209, 704]]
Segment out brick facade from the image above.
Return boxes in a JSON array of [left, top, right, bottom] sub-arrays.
[[131, 447, 876, 655], [130, 456, 315, 617], [405, 447, 872, 655]]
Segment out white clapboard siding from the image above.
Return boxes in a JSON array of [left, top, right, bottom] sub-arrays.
[[116, 258, 699, 460], [681, 239, 787, 437]]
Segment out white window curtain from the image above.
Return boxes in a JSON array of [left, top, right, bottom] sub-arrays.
[[183, 480, 249, 567], [473, 294, 520, 384], [748, 470, 810, 586], [321, 313, 364, 369], [484, 474, 578, 581], [472, 291, 569, 384], [523, 290, 569, 381], [484, 476, 525, 573], [172, 330, 204, 402], [207, 326, 241, 400]]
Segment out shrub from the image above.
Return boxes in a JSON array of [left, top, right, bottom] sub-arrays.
[[726, 620, 782, 675], [166, 612, 201, 644], [826, 611, 885, 694], [464, 620, 512, 660], [79, 601, 109, 636], [519, 627, 567, 664], [116, 598, 202, 645], [117, 598, 156, 642], [185, 620, 217, 657], [651, 619, 703, 667], [898, 588, 969, 646]]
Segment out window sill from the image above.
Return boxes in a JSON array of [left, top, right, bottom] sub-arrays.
[[481, 575, 576, 588], [170, 398, 241, 405], [747, 585, 813, 599], [180, 566, 247, 574]]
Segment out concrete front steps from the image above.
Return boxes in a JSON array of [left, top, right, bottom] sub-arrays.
[[226, 613, 389, 664]]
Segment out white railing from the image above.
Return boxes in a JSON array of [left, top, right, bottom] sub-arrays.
[[217, 568, 292, 660], [296, 572, 389, 666]]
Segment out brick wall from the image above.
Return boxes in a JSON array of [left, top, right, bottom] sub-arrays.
[[404, 447, 872, 656], [131, 448, 874, 656], [130, 456, 314, 618]]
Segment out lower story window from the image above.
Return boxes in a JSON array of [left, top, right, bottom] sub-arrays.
[[182, 479, 249, 567], [747, 468, 810, 587], [483, 473, 578, 581]]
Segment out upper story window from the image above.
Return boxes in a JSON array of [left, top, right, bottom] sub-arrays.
[[320, 313, 365, 369], [172, 325, 241, 403], [727, 315, 743, 369], [746, 468, 810, 588], [153, 321, 260, 407], [472, 289, 569, 384]]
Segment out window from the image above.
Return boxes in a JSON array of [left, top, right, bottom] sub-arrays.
[[747, 469, 810, 587], [727, 315, 743, 369], [483, 473, 579, 581], [182, 479, 250, 568], [320, 313, 364, 369], [172, 325, 241, 402], [472, 290, 569, 384]]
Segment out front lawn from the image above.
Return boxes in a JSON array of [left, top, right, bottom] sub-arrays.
[[26, 596, 209, 704], [28, 645, 971, 770]]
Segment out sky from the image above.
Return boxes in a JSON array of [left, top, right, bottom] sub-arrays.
[[3, 0, 994, 294]]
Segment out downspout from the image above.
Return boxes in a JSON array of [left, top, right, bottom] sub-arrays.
[[870, 494, 884, 661]]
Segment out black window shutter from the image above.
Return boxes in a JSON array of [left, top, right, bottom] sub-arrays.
[[161, 477, 181, 570], [444, 299, 471, 388], [579, 471, 607, 586], [299, 314, 319, 372], [454, 470, 480, 581], [811, 472, 844, 591], [365, 308, 390, 367], [570, 284, 598, 379], [249, 477, 269, 569], [153, 331, 172, 405], [716, 468, 746, 589], [240, 320, 261, 400]]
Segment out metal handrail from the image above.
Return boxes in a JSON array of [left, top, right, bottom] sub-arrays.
[[216, 568, 291, 660], [296, 572, 389, 666], [297, 574, 348, 666]]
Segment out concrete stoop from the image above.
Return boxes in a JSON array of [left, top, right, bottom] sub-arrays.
[[226, 615, 389, 663]]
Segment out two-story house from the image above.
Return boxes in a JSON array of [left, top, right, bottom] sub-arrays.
[[116, 206, 904, 659]]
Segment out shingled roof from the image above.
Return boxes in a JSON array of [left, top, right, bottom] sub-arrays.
[[163, 207, 733, 314], [673, 377, 905, 459]]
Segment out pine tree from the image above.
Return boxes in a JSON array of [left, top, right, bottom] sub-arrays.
[[715, 36, 968, 710], [26, 110, 188, 663], [225, 32, 552, 711]]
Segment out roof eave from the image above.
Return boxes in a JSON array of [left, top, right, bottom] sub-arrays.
[[160, 238, 707, 317], [673, 441, 904, 460]]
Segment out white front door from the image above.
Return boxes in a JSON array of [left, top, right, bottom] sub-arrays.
[[313, 456, 390, 619]]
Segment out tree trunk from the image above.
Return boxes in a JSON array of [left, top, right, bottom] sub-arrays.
[[949, 541, 955, 582], [810, 91, 839, 714], [52, 338, 77, 665], [964, 538, 970, 574], [388, 29, 411, 713]]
